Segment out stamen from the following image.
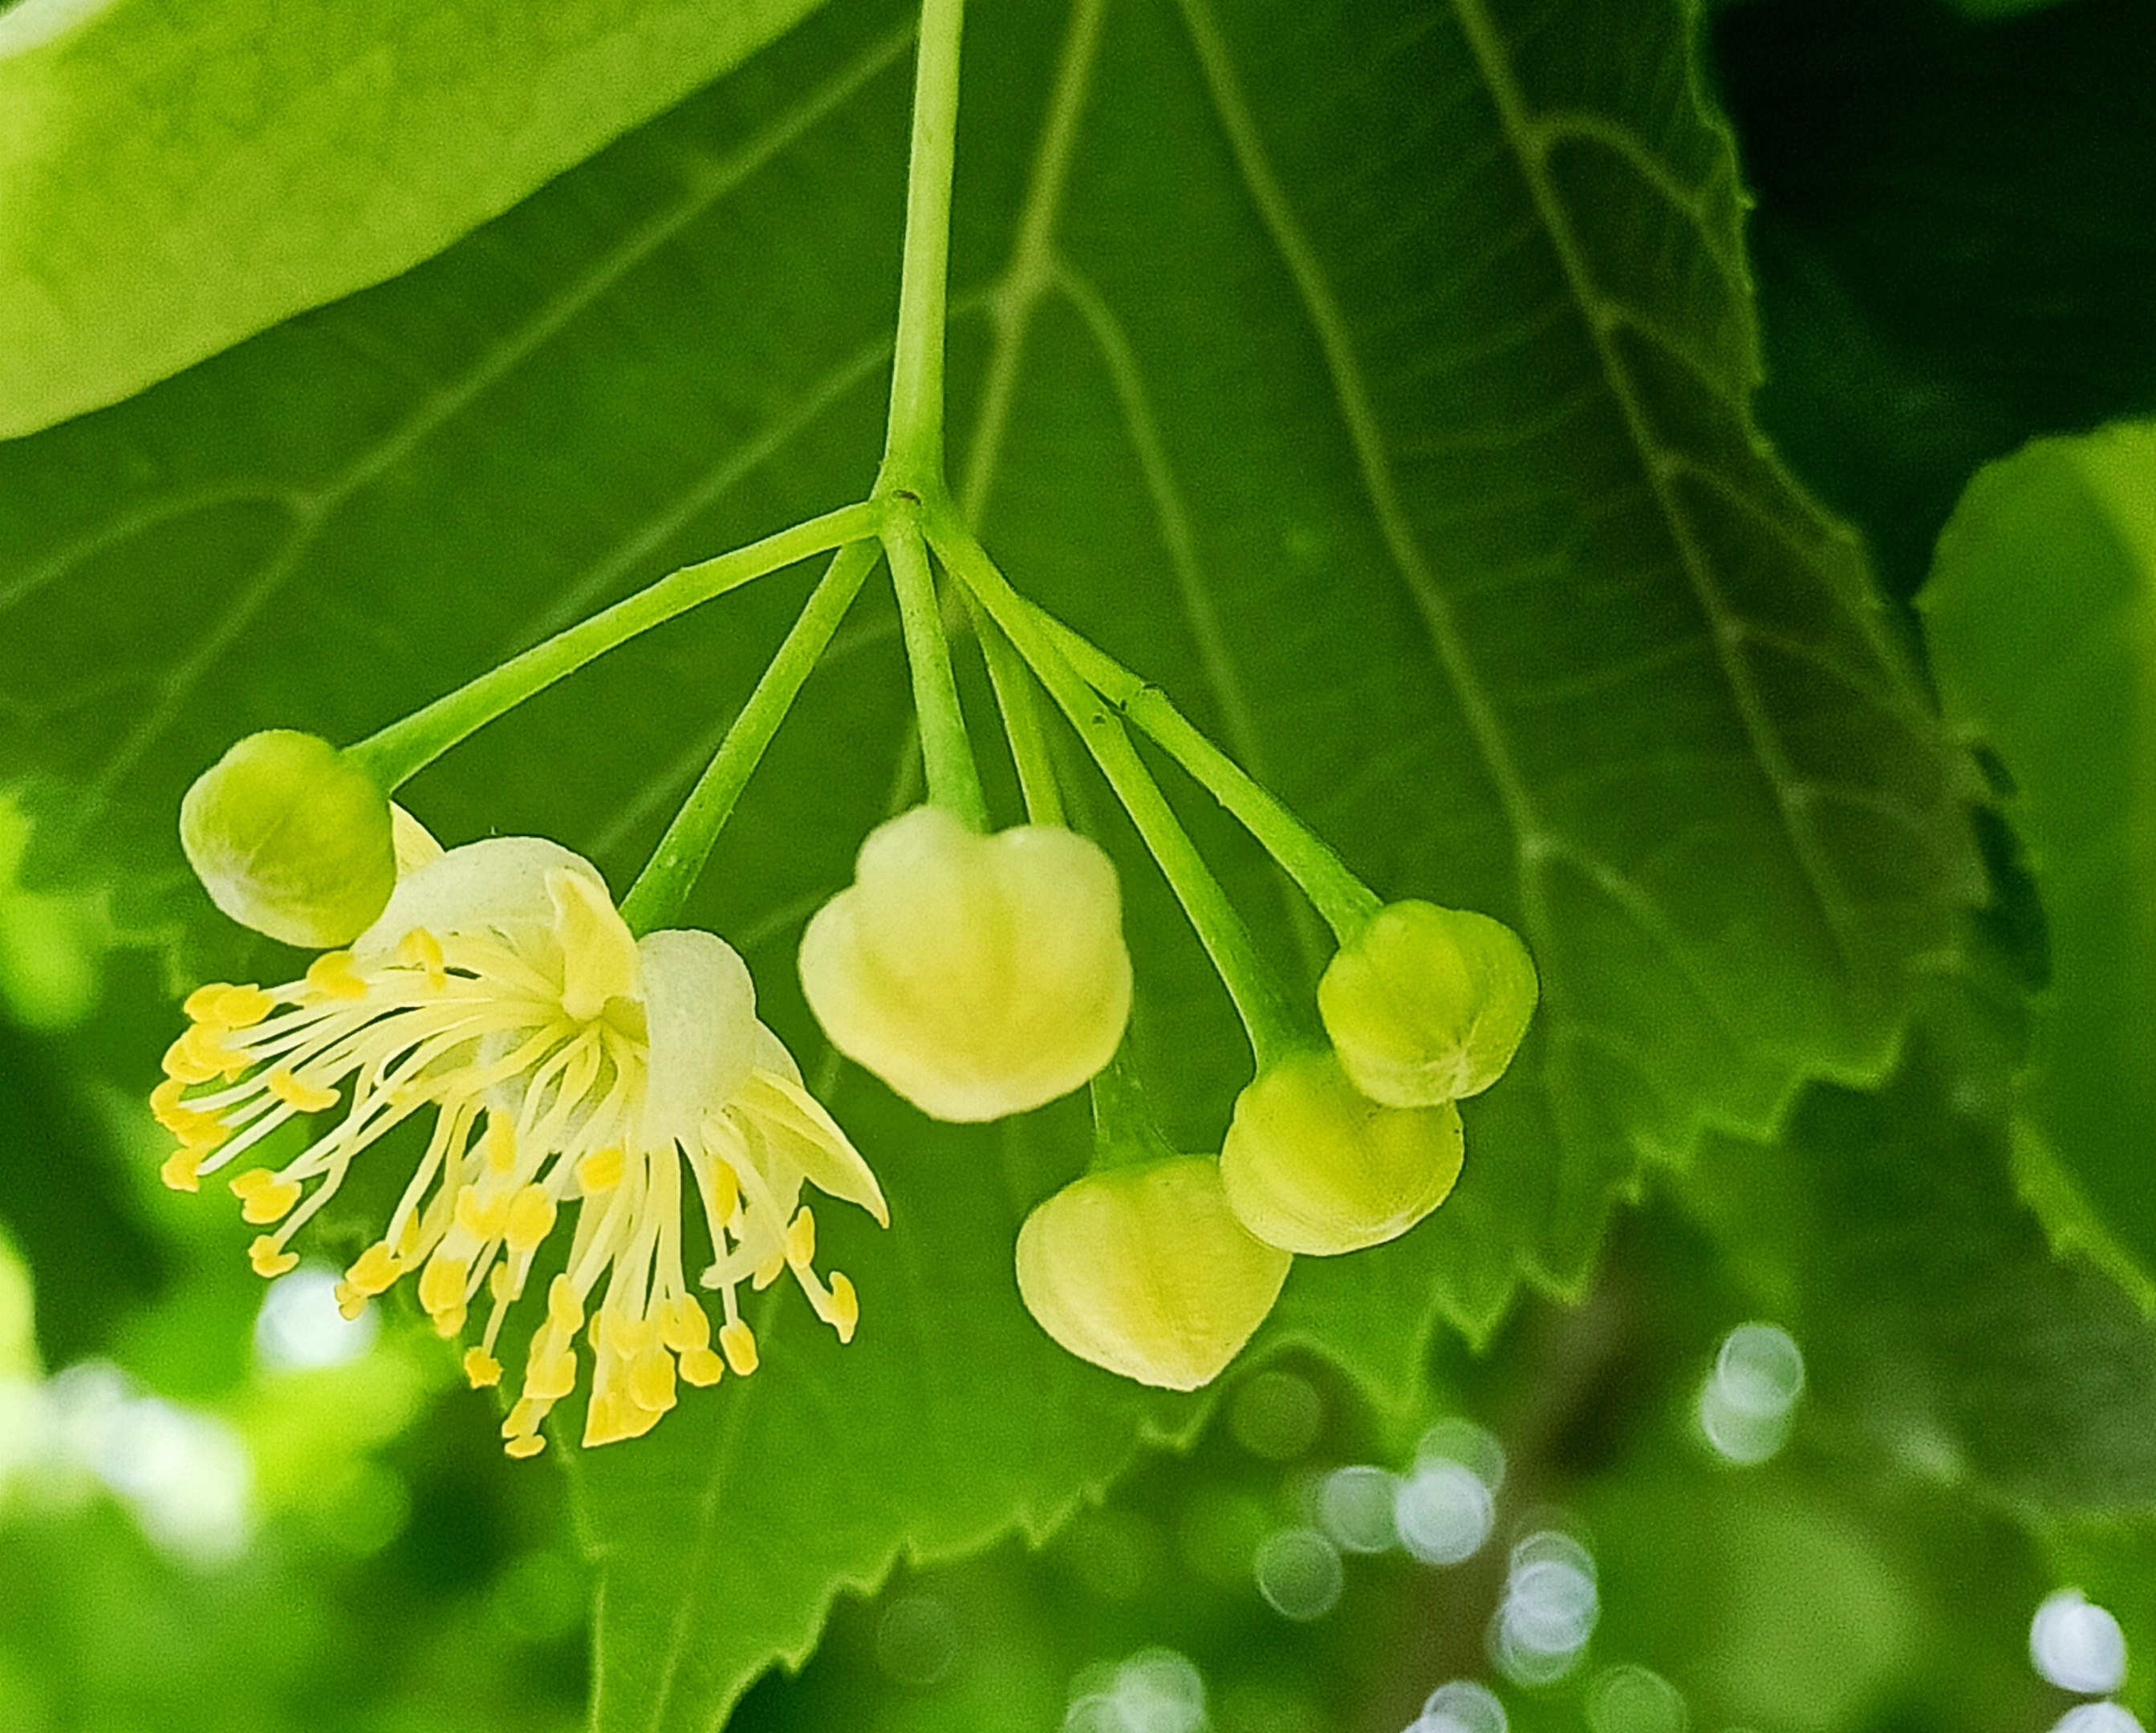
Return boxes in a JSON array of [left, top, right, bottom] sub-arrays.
[[506, 1184, 556, 1252], [463, 1346, 503, 1388], [267, 1067, 340, 1114], [505, 1435, 547, 1459], [576, 1147, 625, 1193], [719, 1318, 759, 1377], [306, 950, 368, 1001], [229, 1167, 303, 1224], [183, 982, 238, 1021], [827, 1272, 859, 1343], [399, 928, 449, 992], [160, 1148, 203, 1192], [212, 984, 278, 1029], [249, 1236, 299, 1277], [785, 1206, 816, 1269]]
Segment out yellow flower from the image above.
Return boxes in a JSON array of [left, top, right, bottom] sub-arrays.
[[153, 837, 886, 1457], [798, 806, 1132, 1122]]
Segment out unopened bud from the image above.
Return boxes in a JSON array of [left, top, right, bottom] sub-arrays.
[[180, 731, 396, 948], [799, 806, 1132, 1122], [1317, 900, 1537, 1106], [1016, 1155, 1290, 1390], [1220, 1049, 1464, 1255]]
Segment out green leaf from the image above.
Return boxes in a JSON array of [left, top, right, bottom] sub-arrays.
[[0, 0, 831, 440], [0, 0, 1980, 1722], [1919, 421, 2156, 1305]]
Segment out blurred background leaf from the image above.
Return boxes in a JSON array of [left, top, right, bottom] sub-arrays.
[[1916, 420, 2156, 1312], [0, 0, 834, 438]]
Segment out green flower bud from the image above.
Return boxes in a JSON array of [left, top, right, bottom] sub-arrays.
[[179, 730, 396, 948], [1317, 900, 1537, 1107], [1220, 1049, 1463, 1256], [1016, 1155, 1290, 1390], [798, 806, 1132, 1122]]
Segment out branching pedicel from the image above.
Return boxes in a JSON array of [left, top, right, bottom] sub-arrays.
[[153, 0, 1537, 1454]]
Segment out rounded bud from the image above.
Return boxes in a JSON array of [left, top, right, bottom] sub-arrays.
[[1220, 1049, 1464, 1256], [1317, 900, 1537, 1106], [798, 806, 1132, 1122], [180, 731, 396, 948], [1016, 1155, 1291, 1390]]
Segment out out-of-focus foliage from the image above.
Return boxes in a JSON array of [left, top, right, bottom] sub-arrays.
[[1, 0, 2153, 1729]]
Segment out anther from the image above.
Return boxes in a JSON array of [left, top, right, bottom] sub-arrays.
[[719, 1319, 759, 1377], [249, 1236, 299, 1277]]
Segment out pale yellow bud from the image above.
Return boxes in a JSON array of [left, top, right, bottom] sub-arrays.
[[798, 806, 1132, 1122], [1317, 900, 1537, 1106], [1220, 1050, 1463, 1256], [1015, 1156, 1290, 1390], [180, 731, 396, 948]]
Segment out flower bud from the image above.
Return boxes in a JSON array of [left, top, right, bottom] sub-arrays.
[[1016, 1155, 1290, 1390], [180, 730, 396, 948], [798, 806, 1132, 1122], [1317, 900, 1537, 1106], [1220, 1049, 1464, 1255]]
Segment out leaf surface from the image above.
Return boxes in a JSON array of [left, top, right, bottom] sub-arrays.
[[0, 0, 1979, 1723], [0, 0, 830, 438]]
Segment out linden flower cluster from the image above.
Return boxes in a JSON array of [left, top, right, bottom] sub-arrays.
[[162, 739, 883, 1457], [794, 801, 1537, 1397]]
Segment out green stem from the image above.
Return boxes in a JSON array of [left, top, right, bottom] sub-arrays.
[[877, 0, 966, 489], [965, 595, 1064, 826], [883, 506, 989, 830], [619, 540, 881, 935], [344, 501, 885, 792], [923, 489, 1304, 1069], [1029, 607, 1382, 941], [1086, 1042, 1178, 1171]]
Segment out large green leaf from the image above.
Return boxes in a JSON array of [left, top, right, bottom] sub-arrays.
[[0, 0, 830, 440], [1919, 420, 2156, 1306], [0, 0, 1980, 1723]]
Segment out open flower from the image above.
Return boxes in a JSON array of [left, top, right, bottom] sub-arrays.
[[154, 837, 885, 1457], [798, 806, 1132, 1122]]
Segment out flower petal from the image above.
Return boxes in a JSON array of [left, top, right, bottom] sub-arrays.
[[355, 836, 604, 963], [636, 927, 757, 1147], [550, 867, 640, 1021], [732, 1065, 889, 1228]]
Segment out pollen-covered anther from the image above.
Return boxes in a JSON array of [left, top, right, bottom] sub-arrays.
[[249, 1236, 299, 1277], [398, 927, 449, 992], [505, 1184, 556, 1252], [160, 1148, 203, 1192], [229, 1167, 302, 1224], [163, 1022, 242, 1085], [463, 1346, 502, 1388], [452, 1184, 511, 1243], [418, 1252, 471, 1333], [628, 1349, 677, 1414], [575, 1147, 624, 1193], [304, 949, 367, 1001], [267, 1067, 339, 1114], [826, 1272, 859, 1344], [719, 1318, 759, 1376], [785, 1206, 816, 1269]]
